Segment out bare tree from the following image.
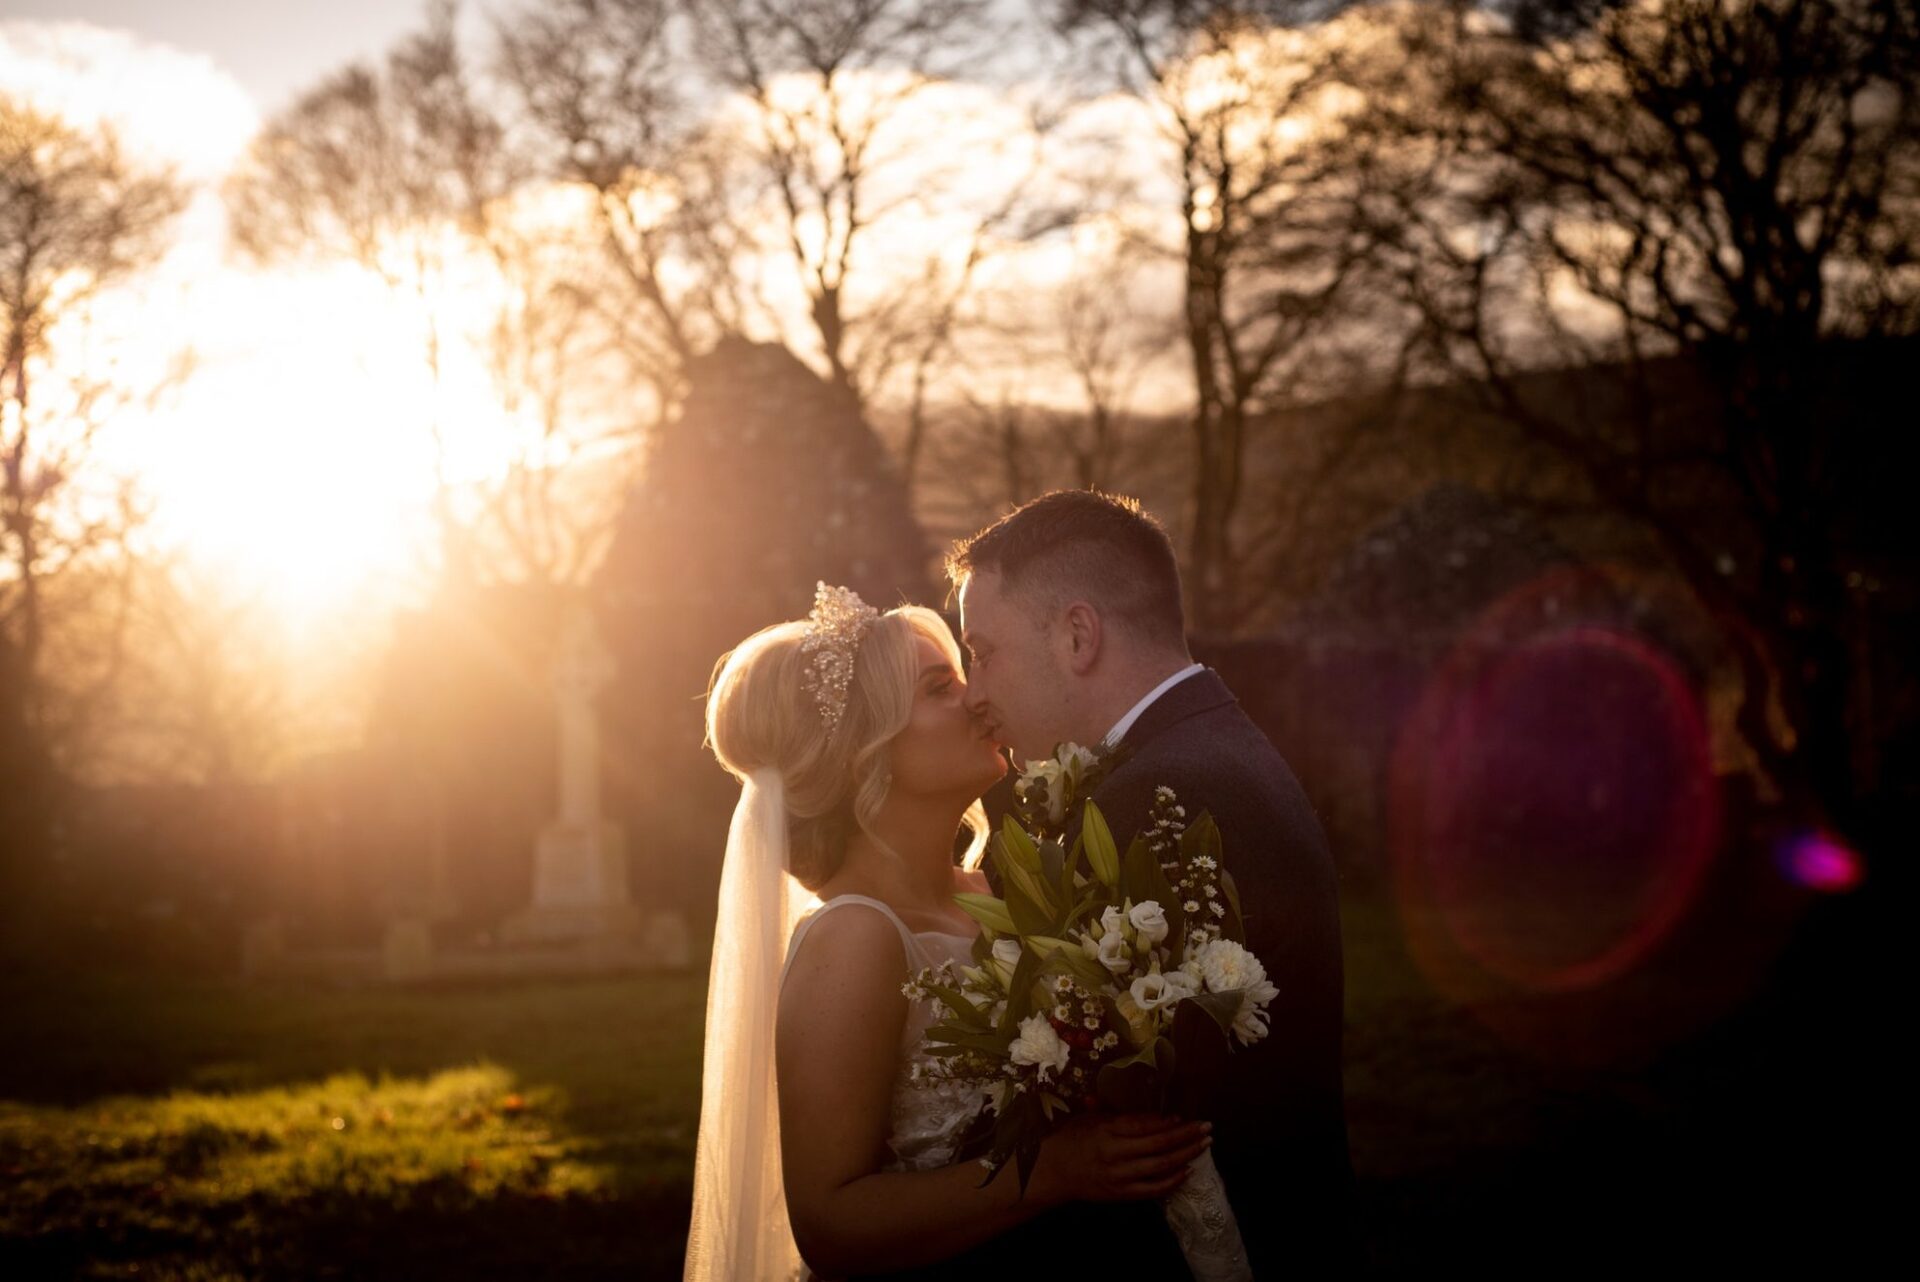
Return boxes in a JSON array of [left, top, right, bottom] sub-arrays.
[[1352, 0, 1920, 822], [1, 95, 187, 757], [1055, 0, 1381, 631], [494, 0, 746, 395], [0, 94, 187, 924], [225, 1, 516, 587], [688, 0, 1007, 400], [67, 560, 302, 787], [455, 166, 661, 587], [1050, 254, 1172, 492]]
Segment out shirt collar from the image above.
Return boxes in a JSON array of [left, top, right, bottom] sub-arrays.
[[1101, 663, 1207, 748]]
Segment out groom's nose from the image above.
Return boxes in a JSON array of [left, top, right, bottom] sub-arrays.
[[962, 677, 989, 717]]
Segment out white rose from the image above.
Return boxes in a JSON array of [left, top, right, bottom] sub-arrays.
[[1096, 929, 1132, 974], [1057, 742, 1099, 775], [1008, 1012, 1071, 1081], [1194, 938, 1267, 994], [1098, 905, 1129, 941], [1128, 900, 1170, 946], [1129, 970, 1181, 1012], [1231, 980, 1279, 1045], [1017, 758, 1069, 824], [1162, 969, 1201, 1002], [991, 937, 1023, 968]]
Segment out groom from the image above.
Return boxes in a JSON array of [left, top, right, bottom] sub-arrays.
[[950, 490, 1351, 1276]]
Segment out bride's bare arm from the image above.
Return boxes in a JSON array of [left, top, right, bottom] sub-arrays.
[[776, 907, 1209, 1277]]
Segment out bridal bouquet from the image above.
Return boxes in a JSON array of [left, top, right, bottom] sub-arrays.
[[903, 750, 1269, 1281]]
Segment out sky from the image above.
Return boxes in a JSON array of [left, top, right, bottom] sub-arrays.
[[0, 0, 1196, 639], [0, 4, 531, 643], [0, 0, 449, 113]]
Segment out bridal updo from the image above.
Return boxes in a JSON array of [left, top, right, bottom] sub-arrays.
[[705, 603, 988, 891]]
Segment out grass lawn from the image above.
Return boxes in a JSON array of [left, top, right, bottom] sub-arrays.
[[1, 884, 1884, 1278], [2, 973, 703, 1280]]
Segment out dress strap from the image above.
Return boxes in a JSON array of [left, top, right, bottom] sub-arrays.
[[781, 894, 922, 983]]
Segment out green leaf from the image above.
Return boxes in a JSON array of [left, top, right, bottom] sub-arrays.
[[1015, 1132, 1043, 1196], [1063, 891, 1100, 934], [1047, 947, 1111, 993], [1003, 876, 1056, 936], [1180, 812, 1223, 864], [1170, 998, 1232, 1116], [1121, 833, 1177, 916], [1218, 866, 1246, 942], [925, 983, 987, 1026], [1095, 1057, 1158, 1114], [1181, 988, 1243, 1037], [1063, 830, 1088, 887], [987, 827, 1055, 921], [1038, 839, 1066, 892], [1004, 946, 1042, 1025], [999, 815, 1042, 872], [953, 893, 1016, 935], [1081, 802, 1121, 887], [929, 1028, 1011, 1056], [990, 830, 1058, 924]]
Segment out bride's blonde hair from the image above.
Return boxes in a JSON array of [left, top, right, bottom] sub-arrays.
[[705, 603, 989, 890]]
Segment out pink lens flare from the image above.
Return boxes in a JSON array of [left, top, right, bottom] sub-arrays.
[[1776, 830, 1864, 893], [1389, 618, 1721, 997]]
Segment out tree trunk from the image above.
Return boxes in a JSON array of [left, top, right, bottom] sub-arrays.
[[1183, 214, 1241, 634]]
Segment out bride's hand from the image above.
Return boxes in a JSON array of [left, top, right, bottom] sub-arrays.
[[1030, 1111, 1212, 1205]]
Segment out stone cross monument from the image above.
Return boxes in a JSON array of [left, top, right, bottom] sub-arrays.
[[504, 603, 640, 943]]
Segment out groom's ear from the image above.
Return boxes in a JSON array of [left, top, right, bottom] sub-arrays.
[[1061, 601, 1102, 675]]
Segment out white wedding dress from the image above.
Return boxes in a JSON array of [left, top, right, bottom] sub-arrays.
[[683, 771, 989, 1282], [782, 894, 986, 1174]]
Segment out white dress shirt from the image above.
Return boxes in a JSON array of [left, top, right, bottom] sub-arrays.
[[1101, 662, 1207, 748]]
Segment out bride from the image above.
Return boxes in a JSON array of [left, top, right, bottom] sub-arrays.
[[685, 584, 1211, 1281]]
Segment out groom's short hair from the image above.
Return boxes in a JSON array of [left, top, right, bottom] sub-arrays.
[[946, 490, 1186, 650]]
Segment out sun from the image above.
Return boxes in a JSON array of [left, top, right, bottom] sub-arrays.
[[4, 21, 555, 631], [125, 255, 536, 627]]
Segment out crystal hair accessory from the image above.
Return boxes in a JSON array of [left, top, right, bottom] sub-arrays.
[[800, 581, 880, 736]]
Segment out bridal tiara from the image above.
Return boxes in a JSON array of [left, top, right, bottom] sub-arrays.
[[801, 581, 880, 737]]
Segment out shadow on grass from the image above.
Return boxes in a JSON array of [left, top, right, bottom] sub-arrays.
[[3, 1178, 689, 1281]]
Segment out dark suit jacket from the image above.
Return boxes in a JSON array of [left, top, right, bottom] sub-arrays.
[[886, 669, 1352, 1280]]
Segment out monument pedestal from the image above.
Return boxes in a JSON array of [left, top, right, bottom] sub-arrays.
[[501, 819, 644, 944]]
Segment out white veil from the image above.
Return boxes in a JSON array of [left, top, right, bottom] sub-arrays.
[[684, 766, 810, 1282]]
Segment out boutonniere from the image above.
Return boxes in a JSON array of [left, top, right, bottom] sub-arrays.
[[1011, 741, 1128, 840]]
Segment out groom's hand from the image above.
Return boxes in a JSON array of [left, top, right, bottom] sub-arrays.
[[1031, 1112, 1212, 1207]]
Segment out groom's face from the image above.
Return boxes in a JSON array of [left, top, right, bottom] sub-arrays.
[[957, 568, 1074, 763]]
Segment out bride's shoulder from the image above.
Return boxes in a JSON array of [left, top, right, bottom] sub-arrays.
[[786, 899, 908, 984], [956, 868, 990, 896]]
